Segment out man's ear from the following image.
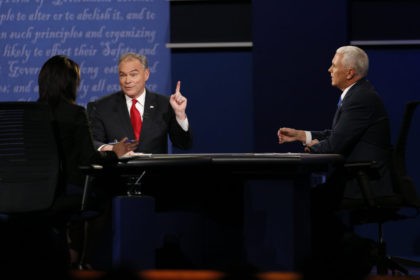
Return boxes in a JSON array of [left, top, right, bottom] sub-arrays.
[[346, 68, 355, 80], [144, 68, 151, 81]]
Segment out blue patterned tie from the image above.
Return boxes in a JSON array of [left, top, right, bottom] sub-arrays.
[[337, 96, 343, 107], [333, 97, 343, 127]]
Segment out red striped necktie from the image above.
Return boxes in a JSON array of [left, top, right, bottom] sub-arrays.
[[130, 99, 142, 140]]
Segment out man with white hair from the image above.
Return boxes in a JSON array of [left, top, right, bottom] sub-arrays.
[[277, 45, 392, 279]]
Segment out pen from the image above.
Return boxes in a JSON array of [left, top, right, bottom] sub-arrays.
[[108, 139, 136, 144]]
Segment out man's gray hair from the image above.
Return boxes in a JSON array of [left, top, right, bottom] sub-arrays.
[[336, 45, 369, 77], [118, 52, 149, 69]]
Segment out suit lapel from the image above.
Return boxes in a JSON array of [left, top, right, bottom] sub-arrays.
[[140, 90, 158, 140], [332, 80, 362, 127], [332, 106, 342, 127], [115, 92, 135, 139], [332, 96, 345, 127]]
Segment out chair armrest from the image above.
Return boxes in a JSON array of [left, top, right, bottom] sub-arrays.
[[79, 165, 104, 211], [344, 161, 380, 208], [79, 164, 104, 175]]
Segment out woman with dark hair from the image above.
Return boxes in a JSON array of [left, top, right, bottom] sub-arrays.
[[38, 55, 138, 268]]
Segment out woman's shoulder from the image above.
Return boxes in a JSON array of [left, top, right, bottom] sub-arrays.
[[54, 101, 88, 123]]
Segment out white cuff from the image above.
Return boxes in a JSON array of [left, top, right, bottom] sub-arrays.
[[177, 117, 189, 131], [304, 131, 312, 145]]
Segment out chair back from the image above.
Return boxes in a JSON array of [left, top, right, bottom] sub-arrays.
[[0, 102, 60, 213], [392, 101, 420, 207]]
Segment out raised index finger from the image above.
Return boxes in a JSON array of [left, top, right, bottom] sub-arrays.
[[175, 80, 181, 94]]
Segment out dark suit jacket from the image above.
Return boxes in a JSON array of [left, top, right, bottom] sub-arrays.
[[309, 78, 393, 199], [50, 100, 119, 188], [87, 89, 193, 154]]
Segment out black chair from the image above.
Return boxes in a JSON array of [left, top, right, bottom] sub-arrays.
[[341, 100, 420, 275], [0, 101, 60, 214], [0, 101, 94, 275]]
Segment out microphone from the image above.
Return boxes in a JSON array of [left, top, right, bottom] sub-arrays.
[[127, 170, 146, 196]]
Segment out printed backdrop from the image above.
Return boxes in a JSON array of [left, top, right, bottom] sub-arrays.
[[0, 0, 170, 106]]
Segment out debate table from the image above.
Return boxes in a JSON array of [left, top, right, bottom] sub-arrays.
[[91, 153, 343, 272]]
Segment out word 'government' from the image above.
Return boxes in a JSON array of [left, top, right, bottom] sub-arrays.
[[1, 1, 168, 105]]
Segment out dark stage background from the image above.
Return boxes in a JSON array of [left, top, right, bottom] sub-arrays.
[[1, 0, 420, 268]]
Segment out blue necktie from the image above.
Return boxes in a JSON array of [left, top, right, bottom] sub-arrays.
[[337, 96, 343, 108], [333, 97, 343, 127]]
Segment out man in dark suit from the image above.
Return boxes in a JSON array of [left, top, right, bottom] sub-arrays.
[[87, 53, 192, 154], [277, 45, 392, 199], [277, 45, 393, 279], [85, 53, 193, 269]]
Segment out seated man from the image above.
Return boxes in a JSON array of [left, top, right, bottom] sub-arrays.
[[87, 52, 193, 154], [277, 45, 392, 279]]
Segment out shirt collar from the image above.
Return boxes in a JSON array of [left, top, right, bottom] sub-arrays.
[[341, 82, 355, 100], [125, 89, 146, 106]]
